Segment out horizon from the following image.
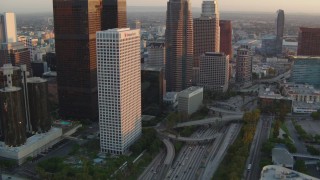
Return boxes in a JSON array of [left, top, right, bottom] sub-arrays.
[[8, 6, 320, 16], [1, 0, 320, 14]]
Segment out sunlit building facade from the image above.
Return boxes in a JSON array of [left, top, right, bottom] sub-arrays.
[[193, 0, 220, 84], [97, 28, 142, 154], [0, 12, 17, 43]]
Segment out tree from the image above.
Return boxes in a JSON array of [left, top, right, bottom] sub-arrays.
[[273, 120, 280, 138]]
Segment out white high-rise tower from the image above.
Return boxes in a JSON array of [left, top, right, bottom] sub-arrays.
[[97, 28, 142, 155], [0, 12, 17, 43]]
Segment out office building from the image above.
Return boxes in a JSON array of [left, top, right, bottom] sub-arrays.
[[297, 27, 320, 56], [53, 0, 102, 119], [199, 52, 229, 92], [43, 52, 57, 71], [261, 35, 277, 56], [165, 0, 193, 92], [236, 45, 252, 88], [0, 12, 17, 43], [219, 20, 233, 58], [141, 65, 164, 115], [101, 0, 127, 30], [146, 42, 165, 69], [0, 42, 31, 73], [281, 83, 320, 114], [97, 28, 142, 154], [178, 86, 203, 115], [31, 61, 48, 77], [193, 0, 220, 84], [275, 10, 285, 55], [291, 56, 320, 88]]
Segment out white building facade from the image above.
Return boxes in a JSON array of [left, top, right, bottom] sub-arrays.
[[97, 28, 142, 155], [178, 87, 204, 115]]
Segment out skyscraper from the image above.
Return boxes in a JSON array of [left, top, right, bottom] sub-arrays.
[[236, 45, 252, 88], [193, 0, 220, 84], [297, 27, 320, 56], [219, 20, 233, 58], [199, 52, 229, 92], [97, 28, 141, 154], [101, 0, 127, 30], [146, 42, 166, 69], [53, 0, 102, 119], [0, 42, 31, 72], [275, 9, 285, 55], [0, 12, 17, 43], [165, 0, 193, 92]]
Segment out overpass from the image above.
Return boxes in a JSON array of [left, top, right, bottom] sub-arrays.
[[175, 115, 243, 128], [258, 70, 291, 83], [292, 153, 320, 160], [162, 139, 175, 165], [208, 107, 244, 115]]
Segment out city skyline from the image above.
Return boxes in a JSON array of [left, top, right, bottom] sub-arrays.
[[1, 0, 320, 14]]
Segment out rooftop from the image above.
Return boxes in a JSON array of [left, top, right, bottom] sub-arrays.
[[141, 64, 162, 72], [260, 165, 318, 180], [204, 52, 225, 57], [291, 56, 320, 60], [179, 86, 203, 98], [283, 83, 320, 96]]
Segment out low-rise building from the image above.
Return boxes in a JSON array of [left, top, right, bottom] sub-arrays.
[[163, 92, 178, 108], [282, 83, 320, 113], [260, 165, 318, 180], [178, 87, 203, 115]]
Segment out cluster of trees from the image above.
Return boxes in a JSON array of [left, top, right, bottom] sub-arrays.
[[306, 145, 320, 156], [292, 121, 313, 142], [130, 128, 163, 156], [203, 90, 238, 102], [311, 110, 320, 120], [294, 160, 307, 174], [37, 129, 163, 180], [0, 159, 17, 170], [213, 110, 260, 180]]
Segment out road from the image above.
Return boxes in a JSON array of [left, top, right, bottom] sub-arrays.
[[245, 115, 272, 180], [285, 119, 308, 154], [175, 114, 243, 128], [201, 123, 242, 180], [165, 126, 218, 180]]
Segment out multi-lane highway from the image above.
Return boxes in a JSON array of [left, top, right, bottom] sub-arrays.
[[165, 126, 218, 180]]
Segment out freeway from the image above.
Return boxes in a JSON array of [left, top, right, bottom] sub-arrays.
[[245, 116, 272, 180], [175, 114, 243, 128], [165, 126, 218, 180], [201, 123, 242, 180]]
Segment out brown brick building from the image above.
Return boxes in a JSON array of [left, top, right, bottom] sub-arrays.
[[219, 20, 233, 58], [297, 27, 320, 56]]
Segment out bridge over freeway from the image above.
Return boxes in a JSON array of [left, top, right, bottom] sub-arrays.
[[292, 153, 320, 160], [208, 107, 244, 115], [174, 114, 243, 128]]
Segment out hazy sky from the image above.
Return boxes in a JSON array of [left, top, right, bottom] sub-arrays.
[[1, 0, 320, 14]]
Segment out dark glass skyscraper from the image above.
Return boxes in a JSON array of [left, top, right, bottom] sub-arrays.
[[165, 0, 193, 92], [53, 0, 102, 119], [276, 9, 285, 55], [101, 0, 127, 30]]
